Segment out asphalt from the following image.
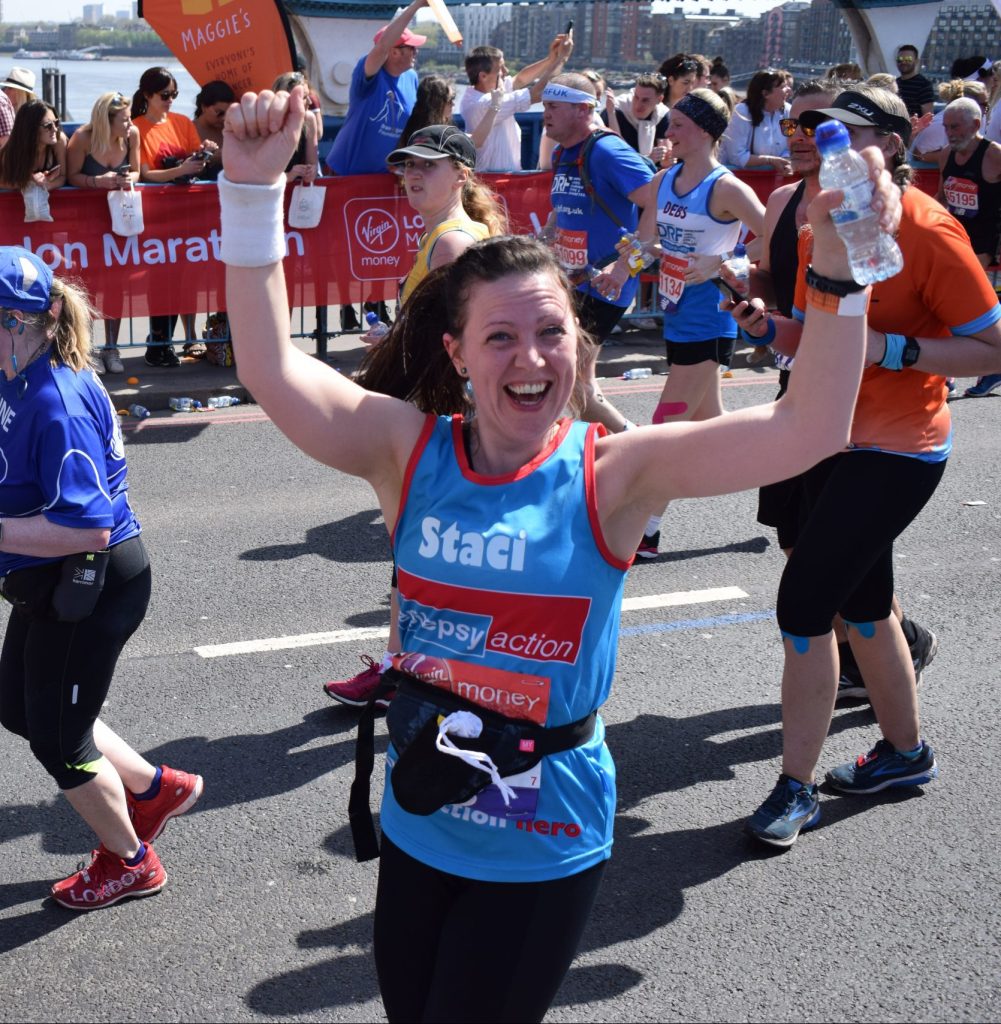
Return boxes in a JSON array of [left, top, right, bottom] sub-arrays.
[[100, 311, 767, 414]]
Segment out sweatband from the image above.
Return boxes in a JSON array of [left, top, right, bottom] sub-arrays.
[[740, 318, 776, 347], [218, 172, 287, 267], [804, 285, 870, 317], [541, 83, 598, 107], [880, 332, 906, 371], [673, 93, 729, 140]]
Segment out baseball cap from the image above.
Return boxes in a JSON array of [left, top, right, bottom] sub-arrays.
[[799, 90, 911, 146], [374, 26, 427, 47], [0, 247, 52, 313], [387, 125, 476, 169]]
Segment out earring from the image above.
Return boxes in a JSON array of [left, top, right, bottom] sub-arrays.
[[459, 366, 468, 376]]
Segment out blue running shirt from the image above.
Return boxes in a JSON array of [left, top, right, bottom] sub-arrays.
[[0, 356, 140, 575], [382, 415, 629, 882]]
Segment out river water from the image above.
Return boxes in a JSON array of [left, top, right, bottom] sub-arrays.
[[12, 56, 201, 124]]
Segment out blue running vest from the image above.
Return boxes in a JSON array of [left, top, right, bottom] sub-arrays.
[[382, 415, 628, 882]]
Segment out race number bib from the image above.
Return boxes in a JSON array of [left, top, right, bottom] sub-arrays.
[[944, 177, 979, 216], [555, 228, 589, 270], [659, 254, 689, 314]]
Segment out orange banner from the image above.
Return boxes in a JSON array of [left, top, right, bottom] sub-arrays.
[[138, 0, 296, 95]]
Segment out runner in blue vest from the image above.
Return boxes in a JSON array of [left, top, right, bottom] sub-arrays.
[[218, 84, 899, 1023]]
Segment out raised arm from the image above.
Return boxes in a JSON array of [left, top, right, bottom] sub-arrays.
[[220, 88, 426, 524], [363, 0, 427, 79], [595, 148, 899, 559]]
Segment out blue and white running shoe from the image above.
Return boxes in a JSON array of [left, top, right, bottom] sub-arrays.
[[745, 774, 821, 848], [826, 739, 938, 795]]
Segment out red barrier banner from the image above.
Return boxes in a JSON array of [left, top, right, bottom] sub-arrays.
[[0, 173, 553, 318], [138, 0, 296, 97], [0, 168, 940, 321]]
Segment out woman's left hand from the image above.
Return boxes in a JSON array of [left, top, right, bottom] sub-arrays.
[[684, 252, 727, 285], [592, 261, 629, 302]]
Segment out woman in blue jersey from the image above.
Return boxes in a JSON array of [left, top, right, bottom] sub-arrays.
[[0, 247, 202, 911], [632, 89, 766, 557], [218, 86, 898, 1023]]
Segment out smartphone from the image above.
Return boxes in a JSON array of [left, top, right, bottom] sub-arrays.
[[45, 165, 61, 177], [565, 19, 574, 35], [712, 276, 745, 304]]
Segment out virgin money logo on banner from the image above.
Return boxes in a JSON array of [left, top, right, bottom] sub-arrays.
[[138, 0, 296, 95], [344, 195, 426, 281]]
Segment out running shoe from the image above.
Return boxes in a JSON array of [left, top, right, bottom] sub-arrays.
[[635, 531, 660, 560], [102, 348, 125, 374], [745, 346, 771, 367], [324, 655, 393, 707], [128, 765, 204, 844], [825, 738, 938, 795], [945, 377, 956, 398], [909, 623, 939, 685], [964, 374, 1001, 397], [144, 346, 181, 368], [51, 844, 166, 911], [745, 774, 821, 848]]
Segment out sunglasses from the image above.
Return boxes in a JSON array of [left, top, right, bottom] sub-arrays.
[[779, 117, 817, 138], [896, 57, 916, 65], [159, 90, 178, 101], [40, 119, 59, 130]]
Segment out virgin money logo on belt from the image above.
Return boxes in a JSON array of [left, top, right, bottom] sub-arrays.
[[397, 567, 590, 665]]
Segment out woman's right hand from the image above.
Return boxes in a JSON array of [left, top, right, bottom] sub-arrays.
[[807, 145, 899, 281], [223, 87, 305, 186]]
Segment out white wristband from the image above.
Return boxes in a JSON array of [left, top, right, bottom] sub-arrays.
[[218, 172, 286, 267]]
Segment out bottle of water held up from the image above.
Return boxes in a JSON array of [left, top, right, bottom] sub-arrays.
[[815, 120, 903, 284], [723, 242, 750, 297], [364, 311, 391, 340]]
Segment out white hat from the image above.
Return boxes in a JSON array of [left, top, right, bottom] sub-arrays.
[[2, 67, 37, 94]]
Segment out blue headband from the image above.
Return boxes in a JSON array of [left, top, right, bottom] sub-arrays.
[[541, 83, 597, 107], [673, 93, 728, 140]]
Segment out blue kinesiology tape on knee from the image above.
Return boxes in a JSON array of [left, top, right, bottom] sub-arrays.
[[780, 630, 811, 654], [844, 620, 877, 639]]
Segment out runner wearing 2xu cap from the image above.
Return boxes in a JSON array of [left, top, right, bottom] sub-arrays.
[[218, 83, 897, 1021], [0, 246, 202, 911]]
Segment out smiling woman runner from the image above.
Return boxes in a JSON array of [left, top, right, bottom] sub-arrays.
[[217, 85, 897, 1023]]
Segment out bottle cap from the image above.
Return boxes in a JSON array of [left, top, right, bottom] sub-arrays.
[[734, 242, 746, 257], [365, 311, 379, 326], [815, 120, 850, 152]]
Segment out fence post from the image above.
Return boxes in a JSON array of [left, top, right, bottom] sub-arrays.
[[313, 306, 328, 360], [41, 68, 68, 122]]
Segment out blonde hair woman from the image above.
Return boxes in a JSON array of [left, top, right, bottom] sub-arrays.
[[0, 246, 203, 912], [66, 91, 141, 373]]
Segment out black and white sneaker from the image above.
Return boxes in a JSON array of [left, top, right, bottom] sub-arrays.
[[910, 623, 939, 686], [635, 530, 660, 559]]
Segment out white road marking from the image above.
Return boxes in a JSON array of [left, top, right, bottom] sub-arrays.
[[193, 587, 748, 659]]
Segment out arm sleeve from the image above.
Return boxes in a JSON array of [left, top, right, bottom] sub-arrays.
[[39, 416, 115, 529]]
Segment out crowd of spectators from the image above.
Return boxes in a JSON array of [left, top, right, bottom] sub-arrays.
[[0, 28, 999, 371]]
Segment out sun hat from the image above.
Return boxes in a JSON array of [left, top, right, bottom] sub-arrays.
[[0, 247, 53, 313], [387, 124, 476, 169], [1, 67, 36, 94], [799, 89, 911, 145]]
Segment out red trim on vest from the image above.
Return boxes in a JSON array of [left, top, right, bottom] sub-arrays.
[[452, 415, 573, 484], [584, 423, 633, 571], [392, 413, 437, 545]]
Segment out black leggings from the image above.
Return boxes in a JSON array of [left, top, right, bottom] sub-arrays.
[[776, 450, 946, 637], [574, 292, 626, 346], [0, 536, 151, 789], [373, 835, 606, 1023]]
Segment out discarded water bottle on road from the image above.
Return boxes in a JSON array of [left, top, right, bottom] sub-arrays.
[[622, 367, 653, 380], [364, 311, 391, 340], [168, 397, 201, 412], [815, 121, 902, 285], [128, 403, 150, 420], [207, 395, 240, 409]]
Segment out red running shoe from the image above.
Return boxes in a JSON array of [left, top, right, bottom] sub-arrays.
[[324, 655, 393, 707], [51, 844, 166, 911], [128, 765, 204, 844]]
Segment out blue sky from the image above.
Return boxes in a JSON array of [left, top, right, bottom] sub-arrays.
[[3, 0, 783, 27]]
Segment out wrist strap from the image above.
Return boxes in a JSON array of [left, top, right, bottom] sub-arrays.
[[881, 332, 906, 371], [218, 172, 286, 267]]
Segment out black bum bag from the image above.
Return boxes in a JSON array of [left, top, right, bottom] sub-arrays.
[[349, 667, 597, 862]]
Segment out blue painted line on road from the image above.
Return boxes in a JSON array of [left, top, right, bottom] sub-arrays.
[[619, 609, 775, 637]]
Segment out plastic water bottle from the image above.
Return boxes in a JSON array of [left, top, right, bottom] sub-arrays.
[[168, 397, 200, 412], [128, 403, 150, 420], [207, 395, 240, 409], [815, 121, 903, 285], [364, 311, 391, 340], [618, 229, 655, 276], [622, 367, 653, 379], [724, 242, 750, 297]]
